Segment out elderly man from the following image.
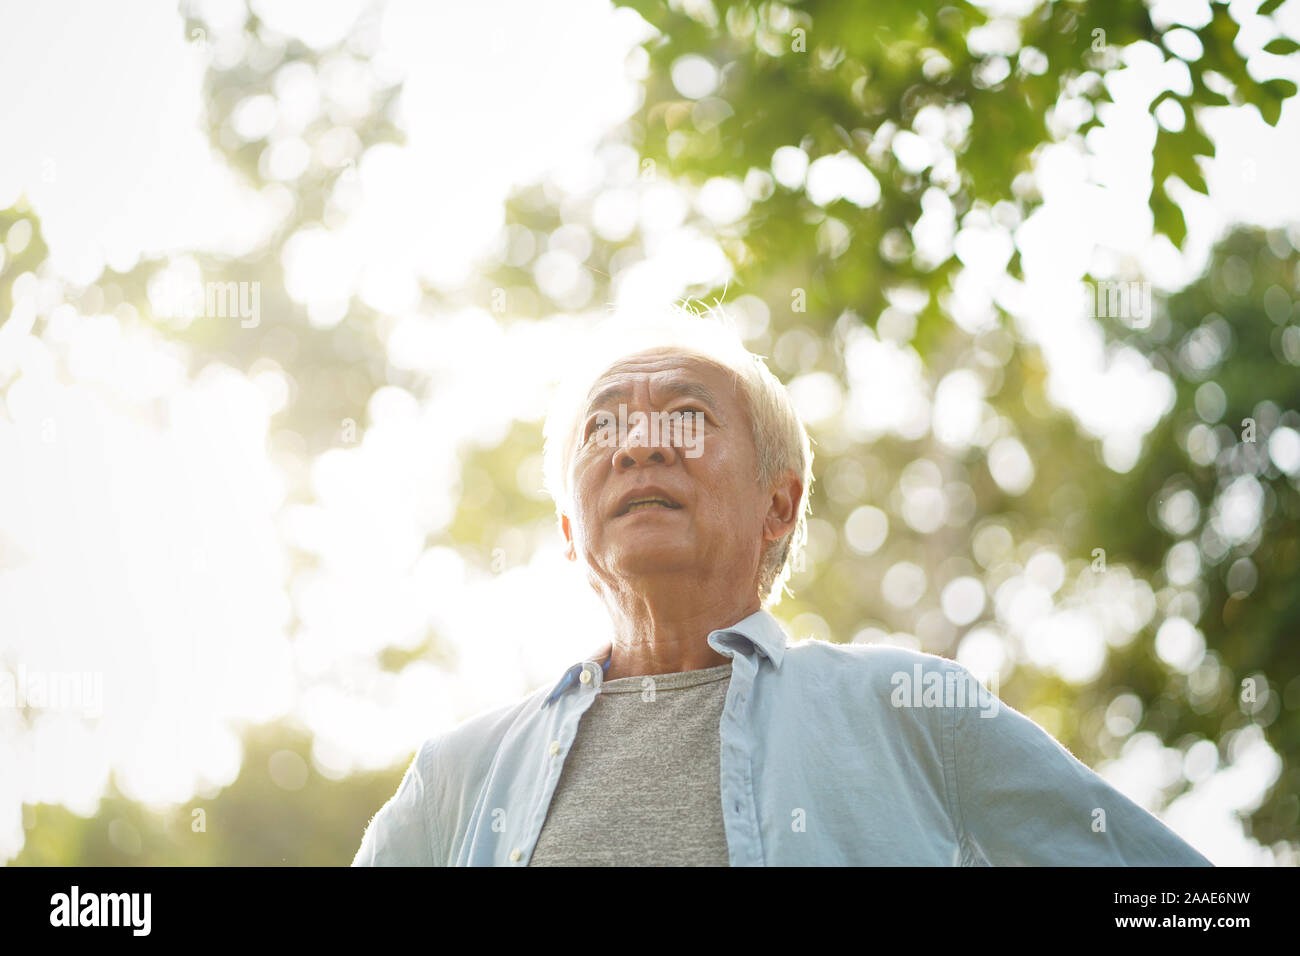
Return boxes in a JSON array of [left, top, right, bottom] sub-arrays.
[[353, 311, 1210, 867]]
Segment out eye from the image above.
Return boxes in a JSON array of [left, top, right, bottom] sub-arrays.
[[675, 406, 710, 426], [582, 413, 610, 442]]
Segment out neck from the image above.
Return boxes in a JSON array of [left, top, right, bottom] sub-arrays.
[[598, 584, 760, 680]]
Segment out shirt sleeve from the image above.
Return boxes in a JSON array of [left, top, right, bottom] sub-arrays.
[[351, 739, 440, 866], [944, 662, 1212, 866]]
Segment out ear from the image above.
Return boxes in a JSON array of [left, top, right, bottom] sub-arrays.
[[762, 469, 802, 543], [560, 513, 577, 562]]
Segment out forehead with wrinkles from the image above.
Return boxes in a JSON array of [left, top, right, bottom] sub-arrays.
[[580, 348, 742, 421]]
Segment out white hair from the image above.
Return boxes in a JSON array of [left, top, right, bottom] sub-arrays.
[[541, 303, 814, 608]]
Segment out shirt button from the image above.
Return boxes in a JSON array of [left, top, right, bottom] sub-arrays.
[[509, 849, 521, 862], [548, 741, 561, 756], [579, 668, 592, 684]]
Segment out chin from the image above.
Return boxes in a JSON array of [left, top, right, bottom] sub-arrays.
[[611, 550, 694, 576]]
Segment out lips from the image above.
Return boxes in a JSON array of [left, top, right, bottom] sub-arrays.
[[614, 488, 684, 517]]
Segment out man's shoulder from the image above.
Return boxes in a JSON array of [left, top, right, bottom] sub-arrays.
[[781, 635, 961, 681], [765, 637, 977, 750]]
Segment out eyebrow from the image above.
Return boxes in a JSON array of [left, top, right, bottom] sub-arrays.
[[582, 380, 722, 422]]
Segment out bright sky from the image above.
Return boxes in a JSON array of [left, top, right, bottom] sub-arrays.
[[0, 0, 1296, 865]]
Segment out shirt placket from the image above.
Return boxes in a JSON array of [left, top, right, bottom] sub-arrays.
[[719, 648, 764, 866], [506, 660, 604, 866]]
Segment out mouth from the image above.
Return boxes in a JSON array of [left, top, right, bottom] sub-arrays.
[[615, 494, 684, 517]]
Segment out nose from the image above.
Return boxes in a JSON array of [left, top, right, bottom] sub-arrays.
[[612, 409, 680, 472]]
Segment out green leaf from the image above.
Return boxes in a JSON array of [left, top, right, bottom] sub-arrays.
[[1193, 86, 1232, 107], [1185, 123, 1215, 156], [1257, 77, 1298, 125], [1263, 37, 1300, 55], [1154, 126, 1211, 195], [1151, 182, 1188, 247], [1178, 161, 1210, 195], [1258, 0, 1286, 15]]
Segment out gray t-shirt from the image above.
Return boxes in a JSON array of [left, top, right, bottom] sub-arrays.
[[528, 661, 733, 866]]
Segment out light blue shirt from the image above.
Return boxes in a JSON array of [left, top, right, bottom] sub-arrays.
[[352, 609, 1211, 866]]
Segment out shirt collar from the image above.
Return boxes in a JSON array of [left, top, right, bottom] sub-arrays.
[[543, 608, 788, 708], [706, 608, 788, 669], [543, 653, 613, 708]]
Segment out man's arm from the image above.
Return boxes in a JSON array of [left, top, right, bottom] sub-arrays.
[[351, 739, 440, 866], [944, 662, 1211, 866]]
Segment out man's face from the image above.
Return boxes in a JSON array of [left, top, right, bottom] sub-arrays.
[[561, 349, 778, 596]]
